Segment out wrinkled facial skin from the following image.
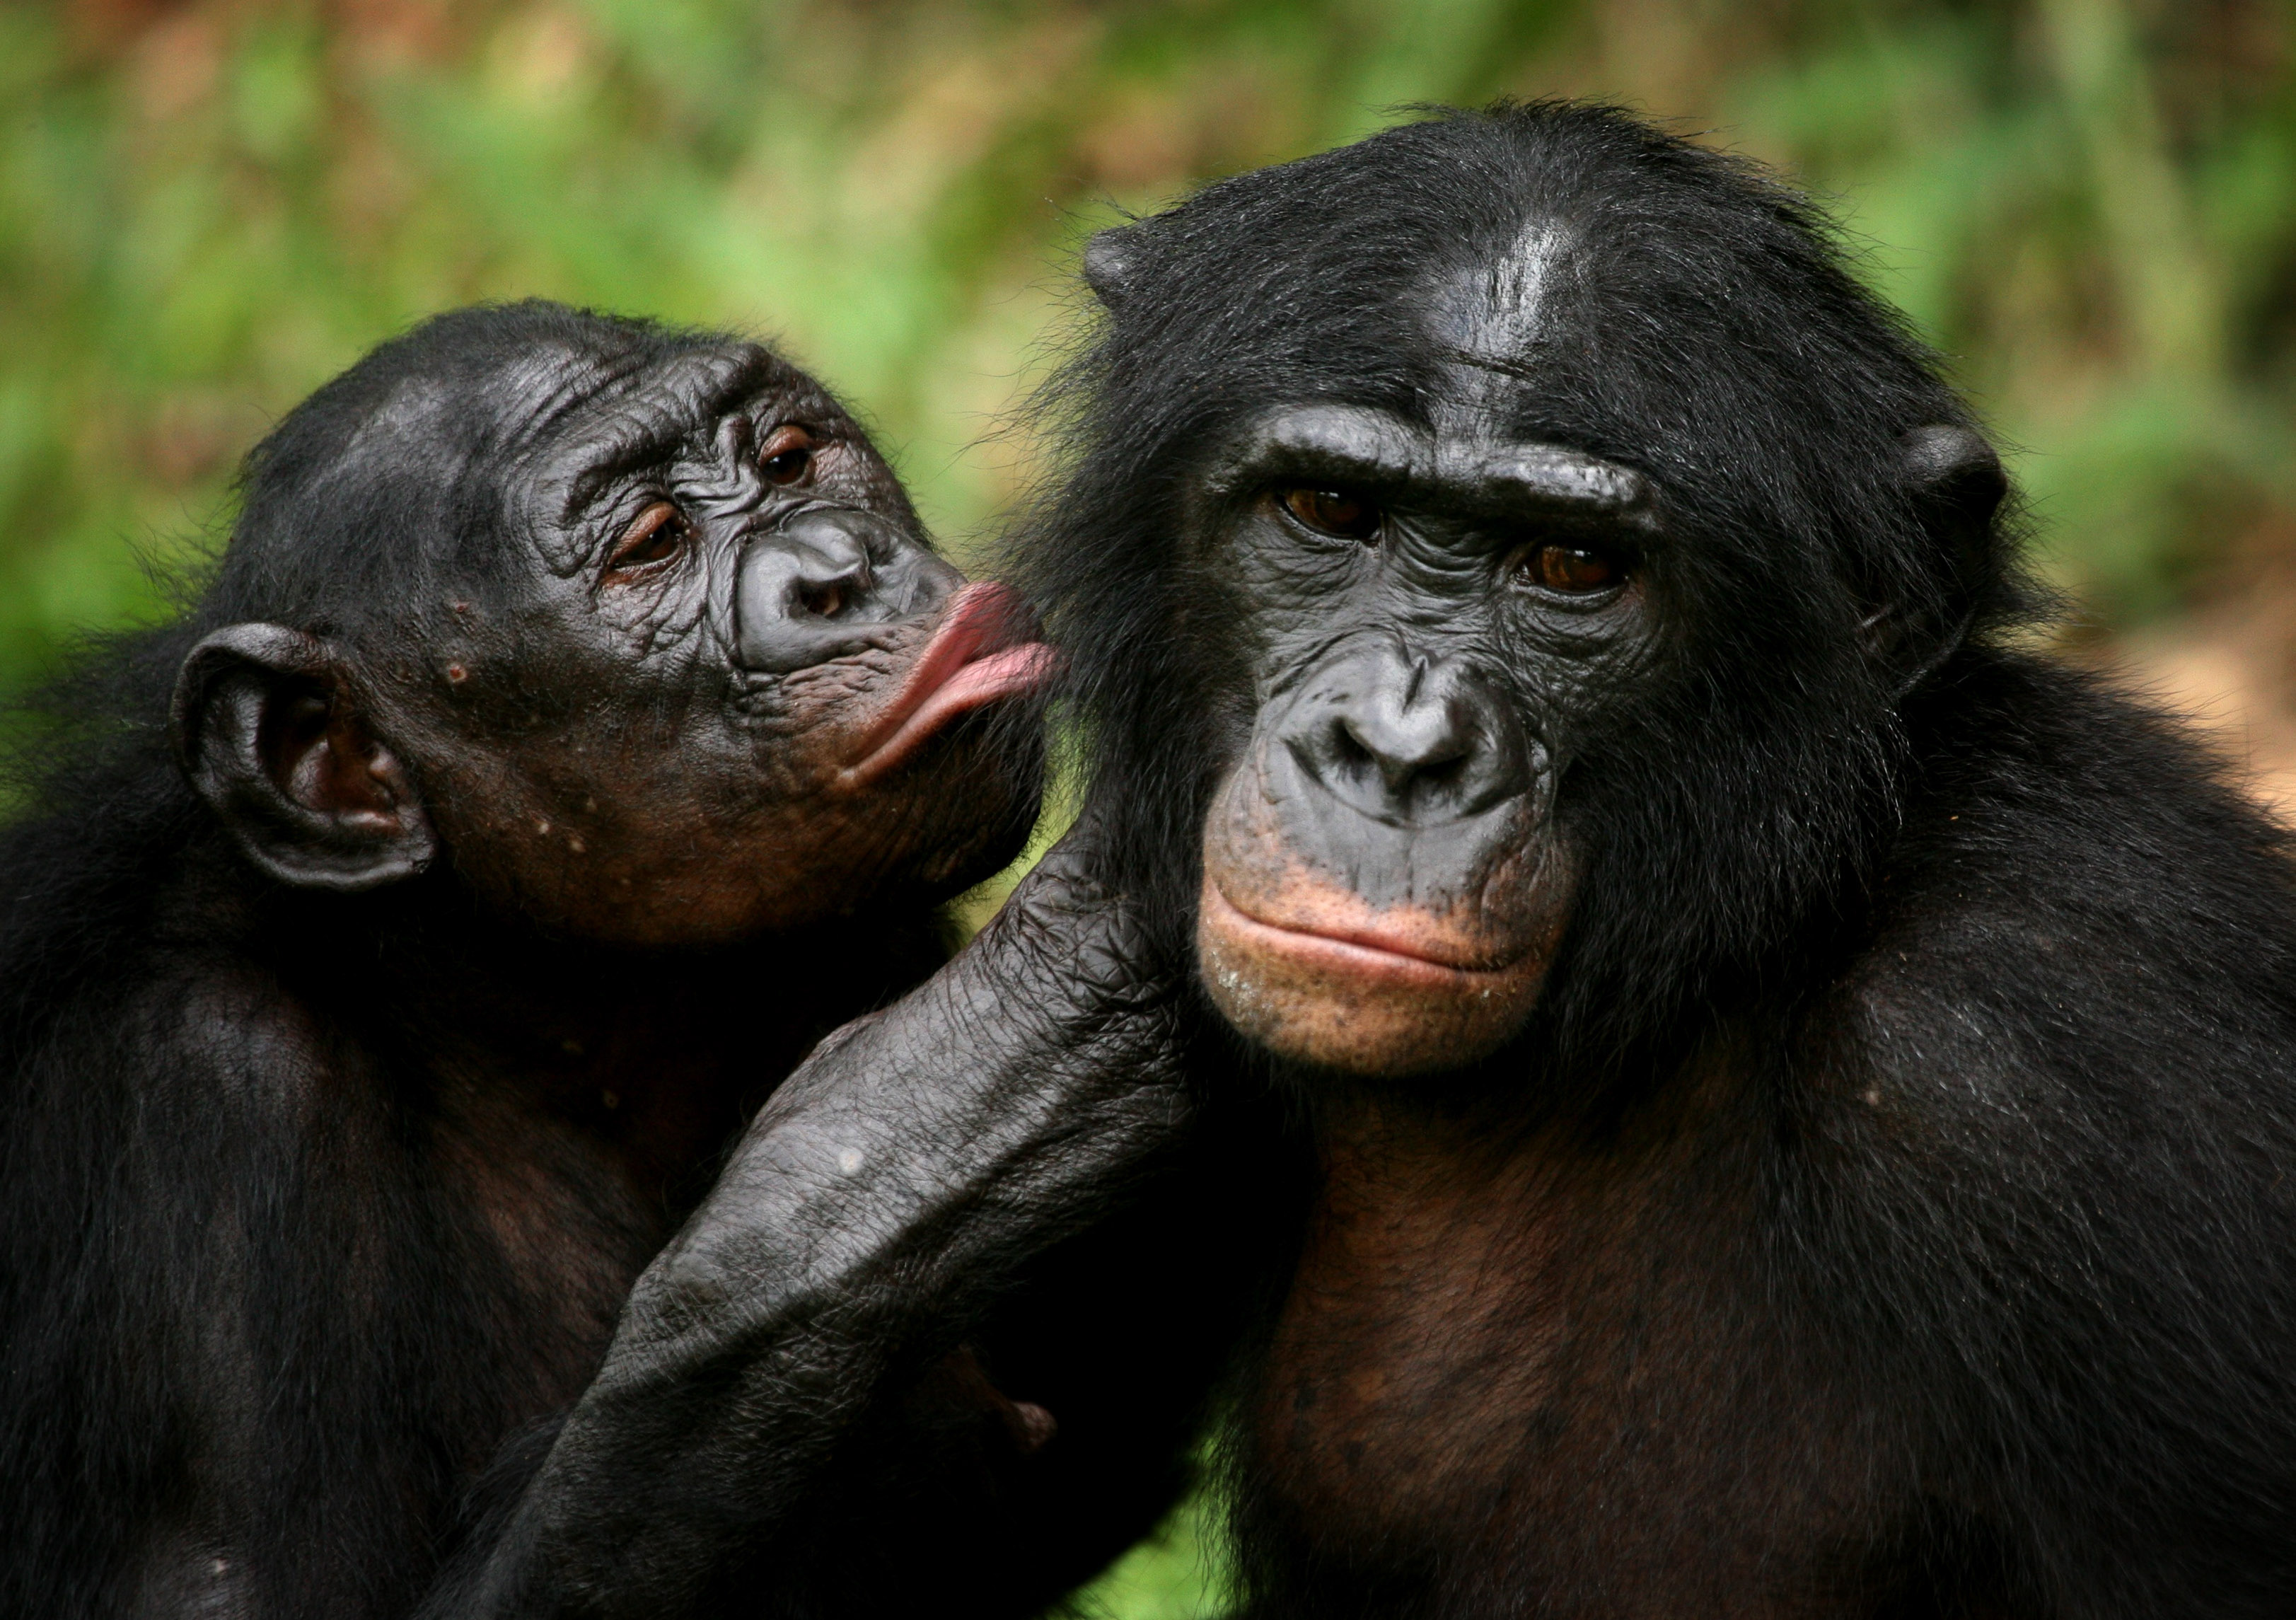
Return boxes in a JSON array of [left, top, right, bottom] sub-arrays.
[[385, 345, 1050, 944], [1192, 243, 1659, 1075]]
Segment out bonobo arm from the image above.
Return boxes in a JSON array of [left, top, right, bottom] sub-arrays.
[[439, 831, 1212, 1618]]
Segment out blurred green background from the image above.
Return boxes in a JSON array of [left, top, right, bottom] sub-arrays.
[[5, 0, 2292, 1613]]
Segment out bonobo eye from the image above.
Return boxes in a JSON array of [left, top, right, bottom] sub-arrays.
[[1514, 541, 1626, 596], [605, 502, 692, 579], [760, 424, 816, 487], [1279, 487, 1381, 543]]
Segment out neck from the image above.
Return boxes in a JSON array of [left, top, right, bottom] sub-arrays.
[[1299, 1021, 1768, 1186]]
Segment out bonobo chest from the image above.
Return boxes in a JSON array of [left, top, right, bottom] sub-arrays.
[[417, 959, 896, 1422], [1251, 1087, 1898, 1614], [431, 1042, 753, 1404]]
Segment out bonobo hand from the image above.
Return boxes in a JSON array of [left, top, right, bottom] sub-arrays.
[[456, 815, 1190, 1618]]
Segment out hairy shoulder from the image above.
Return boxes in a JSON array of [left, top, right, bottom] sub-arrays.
[[1808, 653, 2296, 1286], [1867, 650, 2296, 1055]]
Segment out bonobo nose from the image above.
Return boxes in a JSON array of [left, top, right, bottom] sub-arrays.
[[1280, 649, 1526, 823], [734, 507, 964, 673]]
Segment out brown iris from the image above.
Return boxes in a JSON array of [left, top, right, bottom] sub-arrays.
[[1519, 543, 1622, 594], [1281, 487, 1381, 542]]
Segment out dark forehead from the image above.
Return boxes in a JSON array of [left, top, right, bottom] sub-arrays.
[[1118, 113, 1852, 353], [218, 308, 868, 623], [494, 340, 840, 462], [326, 334, 849, 515]]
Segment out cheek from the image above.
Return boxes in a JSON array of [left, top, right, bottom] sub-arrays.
[[420, 691, 1040, 946], [416, 738, 811, 942], [437, 746, 1038, 946]]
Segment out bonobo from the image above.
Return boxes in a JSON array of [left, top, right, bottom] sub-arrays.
[[489, 105, 2296, 1619], [1022, 103, 2296, 1616], [0, 301, 1084, 1617]]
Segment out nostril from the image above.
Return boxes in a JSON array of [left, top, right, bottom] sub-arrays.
[[796, 569, 866, 620]]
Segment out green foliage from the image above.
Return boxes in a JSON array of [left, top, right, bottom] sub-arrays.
[[1069, 1484, 1233, 1620], [4, 1, 2291, 1612]]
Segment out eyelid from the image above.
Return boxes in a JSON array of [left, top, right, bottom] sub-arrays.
[[603, 499, 688, 578]]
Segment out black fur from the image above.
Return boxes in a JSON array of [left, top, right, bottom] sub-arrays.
[[1006, 103, 2296, 1616]]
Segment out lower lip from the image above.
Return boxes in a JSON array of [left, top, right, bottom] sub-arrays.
[[1199, 882, 1521, 988]]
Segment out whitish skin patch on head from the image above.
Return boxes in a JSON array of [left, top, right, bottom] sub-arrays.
[[1431, 219, 1570, 366], [1423, 219, 1573, 435], [1423, 220, 1570, 436]]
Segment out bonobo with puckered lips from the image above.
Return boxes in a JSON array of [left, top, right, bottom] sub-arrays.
[[0, 301, 1064, 1619]]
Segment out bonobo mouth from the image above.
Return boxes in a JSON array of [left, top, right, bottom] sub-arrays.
[[842, 582, 1057, 787], [1200, 880, 1531, 983], [1198, 860, 1558, 1079]]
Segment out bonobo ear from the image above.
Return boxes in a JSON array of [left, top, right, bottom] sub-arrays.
[[1860, 424, 2007, 690], [1080, 226, 1140, 311], [170, 624, 436, 891], [1902, 424, 2006, 557]]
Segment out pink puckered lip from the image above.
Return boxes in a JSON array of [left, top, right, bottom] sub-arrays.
[[1199, 880, 1529, 985], [841, 582, 1058, 787]]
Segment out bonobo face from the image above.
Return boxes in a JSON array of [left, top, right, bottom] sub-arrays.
[[1192, 409, 1655, 1076], [417, 342, 1053, 942], [173, 326, 1050, 944], [1190, 265, 1658, 1076]]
